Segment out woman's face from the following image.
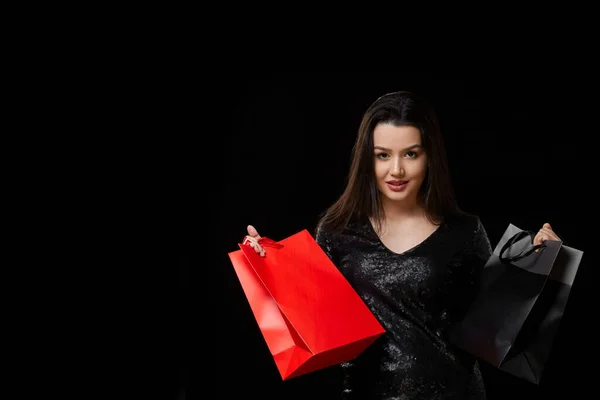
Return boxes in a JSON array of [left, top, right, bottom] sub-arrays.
[[373, 123, 428, 205]]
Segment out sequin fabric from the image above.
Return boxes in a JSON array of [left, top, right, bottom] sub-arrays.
[[315, 213, 493, 400]]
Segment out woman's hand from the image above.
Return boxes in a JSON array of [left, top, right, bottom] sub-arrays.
[[244, 225, 265, 257], [533, 222, 561, 250]]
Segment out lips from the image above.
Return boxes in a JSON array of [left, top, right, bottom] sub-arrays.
[[386, 180, 408, 185]]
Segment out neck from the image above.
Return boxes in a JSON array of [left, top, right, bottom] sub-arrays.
[[380, 197, 425, 223]]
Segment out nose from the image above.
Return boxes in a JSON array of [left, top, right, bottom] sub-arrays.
[[391, 157, 404, 176]]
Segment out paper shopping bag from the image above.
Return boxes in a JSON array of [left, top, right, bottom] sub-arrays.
[[227, 229, 386, 380], [450, 223, 583, 384]]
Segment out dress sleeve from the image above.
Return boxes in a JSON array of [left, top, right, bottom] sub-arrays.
[[448, 216, 494, 328], [314, 224, 356, 398], [314, 223, 339, 265], [467, 217, 493, 294], [471, 217, 493, 263], [339, 361, 358, 399]]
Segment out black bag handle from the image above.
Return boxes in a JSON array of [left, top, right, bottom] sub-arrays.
[[499, 230, 546, 263]]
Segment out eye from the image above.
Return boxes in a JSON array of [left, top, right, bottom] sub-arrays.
[[376, 152, 389, 160], [405, 151, 418, 158]]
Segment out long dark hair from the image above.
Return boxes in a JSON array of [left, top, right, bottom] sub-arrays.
[[317, 91, 464, 235]]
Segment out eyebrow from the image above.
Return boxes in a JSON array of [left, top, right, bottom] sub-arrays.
[[374, 144, 422, 152]]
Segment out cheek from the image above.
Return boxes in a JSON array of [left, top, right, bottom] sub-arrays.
[[410, 160, 428, 178], [374, 162, 387, 180]]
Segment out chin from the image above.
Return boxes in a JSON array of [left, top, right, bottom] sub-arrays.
[[382, 191, 410, 201]]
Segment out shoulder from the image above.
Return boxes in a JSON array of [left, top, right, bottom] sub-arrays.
[[445, 212, 491, 250], [314, 219, 340, 252], [313, 219, 345, 262], [314, 220, 332, 243], [447, 212, 492, 259], [445, 212, 484, 234], [314, 217, 373, 247]]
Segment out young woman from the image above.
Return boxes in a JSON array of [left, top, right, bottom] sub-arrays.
[[242, 91, 560, 399]]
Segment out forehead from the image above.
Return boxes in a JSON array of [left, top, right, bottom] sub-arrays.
[[373, 124, 421, 147]]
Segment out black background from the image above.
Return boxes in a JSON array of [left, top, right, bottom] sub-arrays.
[[148, 73, 593, 399]]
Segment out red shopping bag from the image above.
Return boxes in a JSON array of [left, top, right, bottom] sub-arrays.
[[228, 229, 386, 380]]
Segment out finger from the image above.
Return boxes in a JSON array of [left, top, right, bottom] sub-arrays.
[[533, 232, 547, 251], [252, 242, 265, 256], [543, 222, 552, 231], [245, 238, 265, 255], [254, 241, 264, 255], [533, 233, 546, 247], [538, 227, 560, 241], [533, 229, 560, 251], [247, 225, 262, 239], [254, 243, 265, 255]]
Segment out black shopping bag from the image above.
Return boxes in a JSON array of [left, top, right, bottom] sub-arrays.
[[450, 223, 584, 384]]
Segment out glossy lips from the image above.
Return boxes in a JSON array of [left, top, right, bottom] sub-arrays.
[[386, 180, 408, 192]]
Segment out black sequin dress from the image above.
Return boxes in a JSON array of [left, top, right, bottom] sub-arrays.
[[314, 213, 492, 400]]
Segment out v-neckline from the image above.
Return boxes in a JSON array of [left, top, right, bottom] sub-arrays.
[[367, 219, 444, 256]]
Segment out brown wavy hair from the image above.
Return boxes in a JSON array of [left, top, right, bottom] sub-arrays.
[[316, 91, 464, 235]]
